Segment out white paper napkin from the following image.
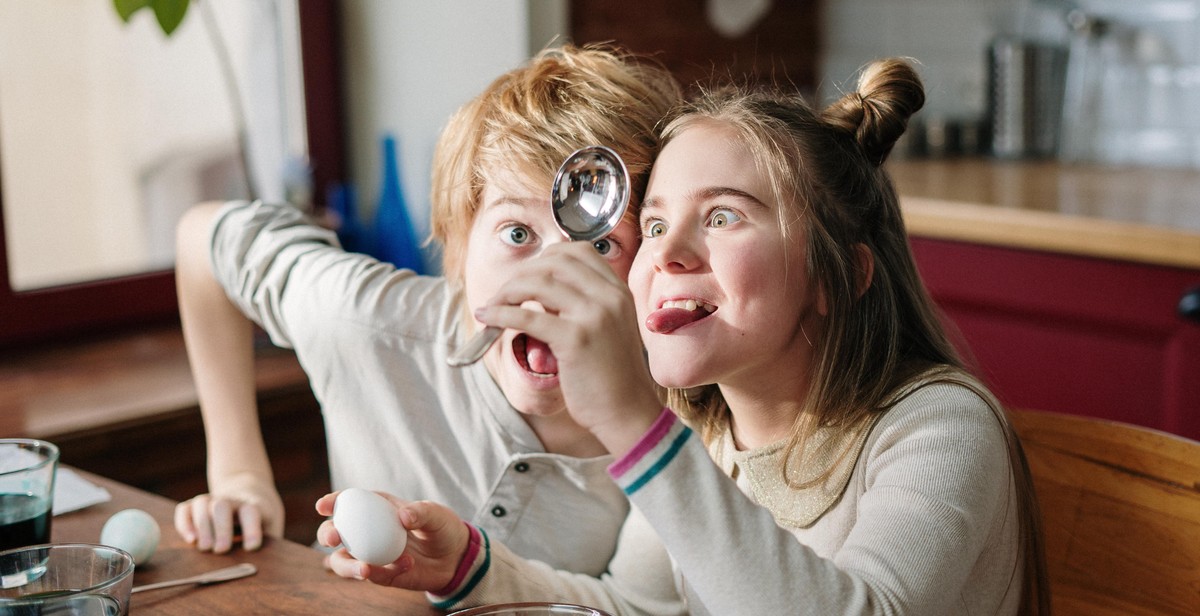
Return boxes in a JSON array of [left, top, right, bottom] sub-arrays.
[[53, 467, 112, 515]]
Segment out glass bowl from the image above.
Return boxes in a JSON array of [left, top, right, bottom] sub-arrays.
[[0, 543, 135, 615], [449, 603, 612, 616]]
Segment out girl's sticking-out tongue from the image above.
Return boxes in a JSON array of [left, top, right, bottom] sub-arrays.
[[646, 301, 714, 334]]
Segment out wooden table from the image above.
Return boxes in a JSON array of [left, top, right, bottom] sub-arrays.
[[52, 470, 440, 615]]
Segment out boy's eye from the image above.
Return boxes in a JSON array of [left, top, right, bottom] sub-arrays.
[[588, 235, 624, 254], [644, 220, 667, 238], [708, 209, 741, 228], [500, 224, 533, 246]]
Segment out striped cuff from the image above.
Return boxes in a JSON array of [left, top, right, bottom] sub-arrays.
[[608, 407, 692, 496], [427, 523, 490, 609]]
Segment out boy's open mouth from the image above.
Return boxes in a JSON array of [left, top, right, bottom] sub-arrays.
[[514, 333, 558, 376], [646, 298, 716, 334]]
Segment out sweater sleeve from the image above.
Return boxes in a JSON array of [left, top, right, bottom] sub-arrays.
[[208, 200, 427, 349], [427, 508, 686, 616], [608, 394, 1018, 616]]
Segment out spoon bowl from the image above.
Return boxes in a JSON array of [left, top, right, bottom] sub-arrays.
[[447, 145, 630, 367], [551, 145, 630, 242]]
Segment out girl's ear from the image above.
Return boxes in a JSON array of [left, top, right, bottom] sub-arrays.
[[854, 243, 875, 299], [815, 245, 872, 316]]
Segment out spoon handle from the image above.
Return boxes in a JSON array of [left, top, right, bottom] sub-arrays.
[[447, 326, 503, 367], [130, 563, 257, 594]]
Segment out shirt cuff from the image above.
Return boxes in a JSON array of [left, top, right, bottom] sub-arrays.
[[427, 523, 490, 609], [607, 407, 693, 496]]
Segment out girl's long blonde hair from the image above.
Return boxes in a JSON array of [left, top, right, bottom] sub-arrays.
[[661, 58, 1050, 615]]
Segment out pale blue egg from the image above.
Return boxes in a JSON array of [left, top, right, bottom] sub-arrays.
[[100, 508, 160, 565]]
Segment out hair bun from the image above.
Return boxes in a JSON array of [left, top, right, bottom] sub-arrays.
[[823, 58, 925, 165]]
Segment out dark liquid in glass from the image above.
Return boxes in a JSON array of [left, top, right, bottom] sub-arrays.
[[0, 493, 52, 551]]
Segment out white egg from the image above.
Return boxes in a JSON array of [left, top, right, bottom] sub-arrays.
[[331, 488, 407, 566], [100, 508, 160, 565]]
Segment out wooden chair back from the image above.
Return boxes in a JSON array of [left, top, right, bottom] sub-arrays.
[[1010, 410, 1200, 615]]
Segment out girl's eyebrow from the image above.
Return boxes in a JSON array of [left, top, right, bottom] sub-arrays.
[[641, 186, 768, 213], [641, 195, 664, 212]]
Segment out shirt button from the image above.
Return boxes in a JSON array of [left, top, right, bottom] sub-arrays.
[[491, 505, 507, 518], [514, 462, 530, 473]]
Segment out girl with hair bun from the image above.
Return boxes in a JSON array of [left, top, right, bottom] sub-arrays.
[[323, 57, 1050, 616]]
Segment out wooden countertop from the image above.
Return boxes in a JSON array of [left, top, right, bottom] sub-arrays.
[[0, 323, 308, 441], [889, 158, 1200, 270]]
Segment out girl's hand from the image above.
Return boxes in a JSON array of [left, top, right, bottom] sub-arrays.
[[315, 492, 469, 591], [474, 242, 662, 454], [174, 473, 284, 553]]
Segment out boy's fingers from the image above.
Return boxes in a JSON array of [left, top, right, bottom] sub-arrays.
[[174, 501, 197, 544], [210, 498, 235, 553], [238, 504, 263, 551], [190, 496, 215, 551]]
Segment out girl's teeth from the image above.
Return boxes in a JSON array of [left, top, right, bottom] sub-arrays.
[[663, 299, 714, 312]]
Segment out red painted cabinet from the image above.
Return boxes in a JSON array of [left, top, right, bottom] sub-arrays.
[[911, 237, 1200, 440]]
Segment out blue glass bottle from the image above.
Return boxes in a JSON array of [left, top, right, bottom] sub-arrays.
[[326, 182, 366, 254], [372, 134, 425, 273]]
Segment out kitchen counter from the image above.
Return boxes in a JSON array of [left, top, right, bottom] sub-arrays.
[[889, 158, 1200, 270], [888, 158, 1199, 440]]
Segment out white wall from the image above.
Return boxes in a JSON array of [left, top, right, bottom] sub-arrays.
[[340, 0, 569, 272], [819, 0, 1048, 122], [820, 0, 1200, 167]]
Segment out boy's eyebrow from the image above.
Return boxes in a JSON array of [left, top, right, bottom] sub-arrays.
[[482, 194, 544, 211], [641, 186, 768, 214]]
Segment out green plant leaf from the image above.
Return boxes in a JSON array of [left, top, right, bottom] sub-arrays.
[[152, 0, 190, 36], [113, 0, 150, 23]]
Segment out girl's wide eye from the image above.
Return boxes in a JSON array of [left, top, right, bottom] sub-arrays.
[[708, 208, 742, 228], [644, 220, 667, 238], [500, 224, 533, 246]]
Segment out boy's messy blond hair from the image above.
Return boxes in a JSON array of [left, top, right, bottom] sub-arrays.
[[430, 44, 682, 283]]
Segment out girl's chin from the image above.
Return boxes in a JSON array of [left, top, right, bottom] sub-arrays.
[[649, 365, 705, 390]]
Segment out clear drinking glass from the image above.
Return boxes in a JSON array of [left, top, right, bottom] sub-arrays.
[[0, 440, 59, 552]]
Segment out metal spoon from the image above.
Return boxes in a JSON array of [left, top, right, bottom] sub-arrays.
[[447, 145, 631, 367], [130, 562, 257, 594]]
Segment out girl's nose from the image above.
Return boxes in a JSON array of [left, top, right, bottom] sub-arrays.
[[652, 228, 702, 273]]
